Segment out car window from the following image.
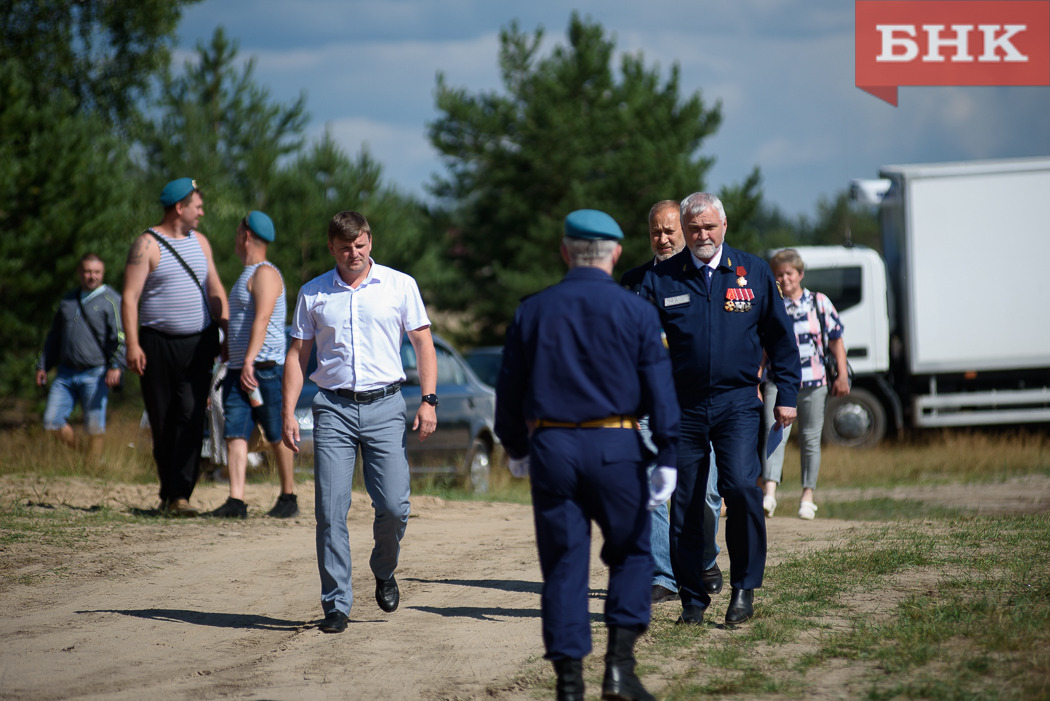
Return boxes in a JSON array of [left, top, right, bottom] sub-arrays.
[[466, 353, 501, 387], [803, 266, 863, 313], [436, 346, 465, 386], [401, 342, 417, 370]]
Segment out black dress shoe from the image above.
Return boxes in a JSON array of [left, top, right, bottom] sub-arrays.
[[702, 564, 724, 595], [375, 576, 399, 612], [319, 610, 348, 633], [552, 657, 584, 701], [651, 584, 678, 604], [725, 588, 754, 625], [675, 604, 706, 626], [602, 626, 654, 701]]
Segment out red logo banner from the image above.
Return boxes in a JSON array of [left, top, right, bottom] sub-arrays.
[[856, 1, 1050, 105]]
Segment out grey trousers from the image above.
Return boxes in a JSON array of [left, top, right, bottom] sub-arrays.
[[313, 389, 412, 616], [761, 383, 828, 490]]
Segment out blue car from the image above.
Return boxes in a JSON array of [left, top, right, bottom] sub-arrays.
[[288, 333, 500, 492]]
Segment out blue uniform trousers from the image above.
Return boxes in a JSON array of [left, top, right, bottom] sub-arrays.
[[671, 400, 766, 609], [530, 427, 653, 661]]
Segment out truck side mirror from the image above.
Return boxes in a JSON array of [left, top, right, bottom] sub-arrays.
[[404, 368, 420, 385]]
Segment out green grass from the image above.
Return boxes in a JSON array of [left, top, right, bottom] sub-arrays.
[[646, 514, 1050, 700]]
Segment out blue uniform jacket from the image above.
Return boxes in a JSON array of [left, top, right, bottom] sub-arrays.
[[639, 245, 802, 409], [494, 266, 680, 467]]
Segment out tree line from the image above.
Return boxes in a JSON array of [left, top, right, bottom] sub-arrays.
[[0, 3, 875, 401]]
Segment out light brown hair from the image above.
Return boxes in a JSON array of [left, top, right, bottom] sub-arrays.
[[769, 248, 805, 273]]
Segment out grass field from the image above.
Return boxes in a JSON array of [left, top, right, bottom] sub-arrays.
[[4, 405, 1049, 490]]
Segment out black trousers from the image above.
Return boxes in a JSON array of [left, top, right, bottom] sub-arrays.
[[140, 326, 219, 503]]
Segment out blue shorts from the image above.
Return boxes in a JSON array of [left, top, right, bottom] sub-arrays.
[[43, 365, 109, 434], [222, 364, 284, 443]]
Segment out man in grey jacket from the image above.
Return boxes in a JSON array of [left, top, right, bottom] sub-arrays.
[[37, 253, 126, 459]]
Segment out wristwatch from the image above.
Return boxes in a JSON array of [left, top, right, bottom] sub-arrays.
[[421, 394, 439, 407]]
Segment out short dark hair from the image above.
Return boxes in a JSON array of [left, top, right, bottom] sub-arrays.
[[327, 211, 371, 242], [239, 218, 267, 244], [162, 189, 201, 216], [79, 253, 103, 268]]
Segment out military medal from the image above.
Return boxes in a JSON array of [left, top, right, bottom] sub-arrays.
[[725, 287, 754, 312], [736, 266, 747, 287]]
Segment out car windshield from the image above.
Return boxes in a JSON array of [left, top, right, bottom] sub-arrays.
[[466, 352, 502, 387]]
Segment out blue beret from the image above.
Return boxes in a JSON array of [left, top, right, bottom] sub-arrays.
[[564, 209, 624, 241], [159, 178, 197, 207], [245, 210, 275, 242]]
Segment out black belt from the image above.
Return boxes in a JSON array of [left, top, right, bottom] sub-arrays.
[[254, 360, 279, 369], [331, 383, 401, 403]]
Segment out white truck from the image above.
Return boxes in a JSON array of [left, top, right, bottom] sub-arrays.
[[791, 156, 1050, 447]]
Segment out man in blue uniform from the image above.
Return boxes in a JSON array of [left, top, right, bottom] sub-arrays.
[[640, 192, 801, 626], [496, 210, 680, 701], [621, 200, 723, 605]]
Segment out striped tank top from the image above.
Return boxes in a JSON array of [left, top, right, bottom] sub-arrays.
[[226, 261, 287, 369], [139, 229, 212, 335]]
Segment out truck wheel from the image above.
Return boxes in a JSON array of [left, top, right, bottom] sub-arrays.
[[823, 387, 886, 448], [465, 439, 491, 494]]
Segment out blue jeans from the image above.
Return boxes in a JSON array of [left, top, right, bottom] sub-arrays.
[[43, 365, 109, 434], [313, 389, 412, 616], [641, 418, 720, 592], [222, 364, 285, 443]]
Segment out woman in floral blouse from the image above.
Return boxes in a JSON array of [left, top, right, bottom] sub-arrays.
[[760, 249, 849, 519]]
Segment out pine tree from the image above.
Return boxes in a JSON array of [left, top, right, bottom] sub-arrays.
[[140, 27, 309, 285], [427, 13, 725, 341]]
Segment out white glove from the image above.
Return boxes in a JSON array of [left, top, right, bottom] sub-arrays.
[[648, 466, 677, 510], [509, 456, 531, 478]]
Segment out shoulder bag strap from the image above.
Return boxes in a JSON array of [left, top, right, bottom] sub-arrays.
[[76, 294, 109, 361], [146, 229, 210, 309]]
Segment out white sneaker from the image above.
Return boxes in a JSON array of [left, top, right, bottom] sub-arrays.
[[798, 501, 818, 520], [762, 495, 777, 518]]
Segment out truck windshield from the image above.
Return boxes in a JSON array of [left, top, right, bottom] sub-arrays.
[[804, 266, 862, 312]]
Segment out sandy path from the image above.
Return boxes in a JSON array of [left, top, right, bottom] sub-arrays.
[[1, 475, 1047, 700]]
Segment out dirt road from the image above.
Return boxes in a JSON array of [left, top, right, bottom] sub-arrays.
[[1, 475, 1047, 700]]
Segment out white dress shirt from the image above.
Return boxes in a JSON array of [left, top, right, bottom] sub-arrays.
[[290, 260, 431, 391]]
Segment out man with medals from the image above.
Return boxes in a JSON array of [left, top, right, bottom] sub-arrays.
[[640, 192, 801, 626]]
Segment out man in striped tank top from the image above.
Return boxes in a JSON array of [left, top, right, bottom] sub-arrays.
[[122, 178, 228, 517], [210, 211, 298, 519]]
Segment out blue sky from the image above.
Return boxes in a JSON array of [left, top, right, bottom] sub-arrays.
[[175, 0, 1050, 217]]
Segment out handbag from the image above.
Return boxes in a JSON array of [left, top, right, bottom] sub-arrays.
[[815, 292, 853, 388]]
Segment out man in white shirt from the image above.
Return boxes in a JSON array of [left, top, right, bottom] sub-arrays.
[[282, 211, 437, 634]]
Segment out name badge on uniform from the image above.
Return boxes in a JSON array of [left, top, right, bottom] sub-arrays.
[[724, 288, 755, 312], [663, 293, 691, 308]]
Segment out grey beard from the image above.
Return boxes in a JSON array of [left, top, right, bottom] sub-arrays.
[[691, 242, 716, 260], [655, 246, 684, 263]]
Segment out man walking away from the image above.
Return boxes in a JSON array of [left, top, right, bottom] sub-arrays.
[[497, 209, 680, 701]]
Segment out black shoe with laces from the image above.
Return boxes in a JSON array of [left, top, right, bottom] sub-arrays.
[[266, 493, 299, 518], [209, 497, 247, 519]]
